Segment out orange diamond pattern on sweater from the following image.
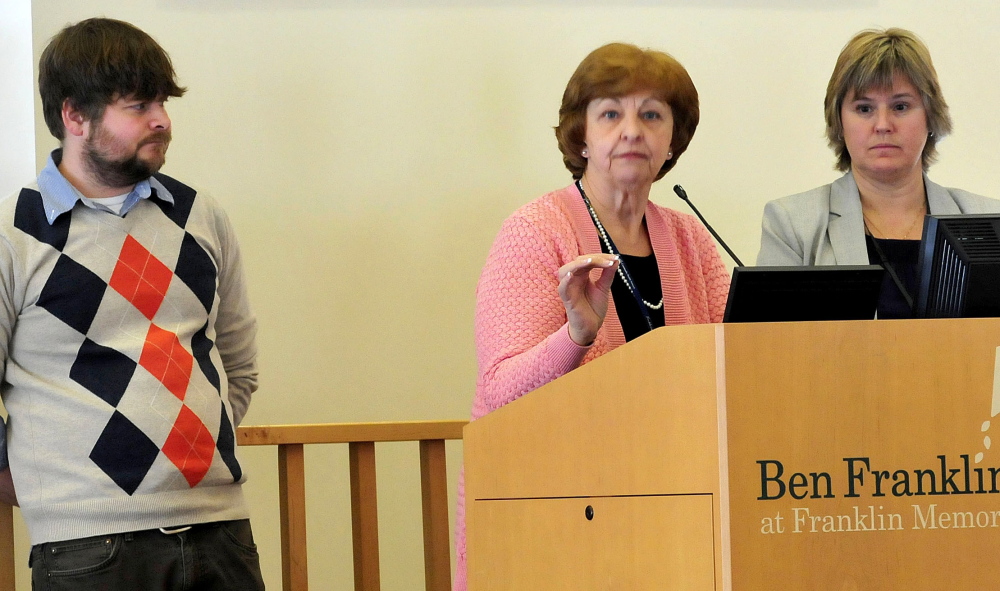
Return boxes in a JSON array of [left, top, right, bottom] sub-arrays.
[[139, 323, 193, 401], [109, 235, 173, 320], [161, 404, 215, 487]]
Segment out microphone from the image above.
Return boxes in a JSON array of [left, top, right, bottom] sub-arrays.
[[673, 184, 744, 266]]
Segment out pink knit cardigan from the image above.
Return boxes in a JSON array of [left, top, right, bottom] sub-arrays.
[[454, 183, 729, 589]]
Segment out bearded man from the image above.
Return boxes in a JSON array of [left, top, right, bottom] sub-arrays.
[[0, 17, 263, 590]]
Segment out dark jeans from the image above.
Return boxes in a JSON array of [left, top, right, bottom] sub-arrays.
[[30, 519, 265, 591]]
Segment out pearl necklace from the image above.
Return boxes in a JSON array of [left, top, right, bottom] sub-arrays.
[[579, 183, 664, 311]]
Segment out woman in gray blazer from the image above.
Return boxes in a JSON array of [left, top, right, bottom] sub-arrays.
[[756, 28, 1000, 318]]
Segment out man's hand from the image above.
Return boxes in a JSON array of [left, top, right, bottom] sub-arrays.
[[0, 468, 16, 507]]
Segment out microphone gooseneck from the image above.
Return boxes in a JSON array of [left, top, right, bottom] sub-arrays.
[[673, 184, 744, 267]]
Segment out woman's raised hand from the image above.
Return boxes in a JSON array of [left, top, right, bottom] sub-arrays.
[[557, 253, 620, 346]]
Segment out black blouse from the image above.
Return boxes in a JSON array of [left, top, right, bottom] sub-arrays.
[[865, 235, 921, 319], [598, 234, 665, 341]]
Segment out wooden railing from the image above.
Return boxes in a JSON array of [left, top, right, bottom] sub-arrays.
[[238, 420, 467, 591], [0, 419, 467, 591]]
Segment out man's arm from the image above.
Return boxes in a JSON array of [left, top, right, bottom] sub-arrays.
[[0, 241, 19, 506], [212, 206, 258, 426]]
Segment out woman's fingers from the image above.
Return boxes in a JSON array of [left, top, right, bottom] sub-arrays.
[[558, 253, 619, 281], [593, 260, 619, 293], [558, 255, 618, 301], [558, 254, 620, 346]]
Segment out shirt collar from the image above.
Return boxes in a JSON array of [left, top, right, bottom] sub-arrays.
[[35, 149, 174, 225]]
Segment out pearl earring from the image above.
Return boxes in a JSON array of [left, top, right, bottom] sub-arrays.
[[667, 151, 673, 158], [582, 149, 588, 157]]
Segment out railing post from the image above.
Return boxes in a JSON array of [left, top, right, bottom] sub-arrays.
[[349, 441, 380, 591], [278, 443, 308, 591], [419, 439, 452, 591], [0, 503, 13, 591]]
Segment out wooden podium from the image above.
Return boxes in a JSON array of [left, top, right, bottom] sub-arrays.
[[464, 319, 1000, 590]]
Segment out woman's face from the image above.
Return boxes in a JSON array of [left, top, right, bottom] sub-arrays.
[[582, 91, 673, 191], [841, 73, 928, 185]]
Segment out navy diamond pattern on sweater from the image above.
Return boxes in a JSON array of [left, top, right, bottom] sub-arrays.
[[37, 254, 108, 335], [192, 321, 221, 394], [89, 410, 160, 495], [176, 232, 217, 314], [194, 322, 241, 483], [216, 405, 242, 482], [14, 188, 70, 251], [152, 174, 195, 229], [70, 339, 137, 407]]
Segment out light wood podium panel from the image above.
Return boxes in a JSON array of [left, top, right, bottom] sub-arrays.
[[465, 318, 1000, 590], [473, 494, 715, 590]]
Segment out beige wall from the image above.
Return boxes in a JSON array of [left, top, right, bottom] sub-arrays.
[[13, 0, 1000, 588], [1, 0, 34, 196], [1, 0, 33, 588]]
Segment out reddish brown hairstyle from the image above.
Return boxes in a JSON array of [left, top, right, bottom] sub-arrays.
[[555, 43, 699, 180]]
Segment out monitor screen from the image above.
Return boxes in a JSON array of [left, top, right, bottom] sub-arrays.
[[723, 265, 885, 323]]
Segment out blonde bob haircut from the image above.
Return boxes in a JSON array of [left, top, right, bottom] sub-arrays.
[[555, 43, 699, 181], [825, 28, 951, 172]]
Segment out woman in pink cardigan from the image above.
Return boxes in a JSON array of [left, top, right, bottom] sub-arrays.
[[454, 43, 730, 589]]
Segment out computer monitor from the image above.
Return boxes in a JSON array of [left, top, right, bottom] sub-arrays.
[[915, 214, 1000, 318], [723, 265, 885, 323]]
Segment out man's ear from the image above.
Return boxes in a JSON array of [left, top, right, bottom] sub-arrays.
[[61, 99, 88, 138]]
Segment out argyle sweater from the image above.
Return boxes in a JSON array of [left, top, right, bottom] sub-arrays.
[[0, 172, 258, 545]]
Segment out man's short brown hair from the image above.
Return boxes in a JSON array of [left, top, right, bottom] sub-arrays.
[[39, 18, 186, 140]]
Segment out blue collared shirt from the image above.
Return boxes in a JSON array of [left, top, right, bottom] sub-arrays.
[[35, 149, 174, 224]]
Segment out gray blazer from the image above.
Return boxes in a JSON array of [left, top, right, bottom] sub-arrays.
[[756, 172, 1000, 265]]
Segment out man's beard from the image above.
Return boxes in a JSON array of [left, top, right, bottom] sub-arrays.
[[83, 124, 171, 189]]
